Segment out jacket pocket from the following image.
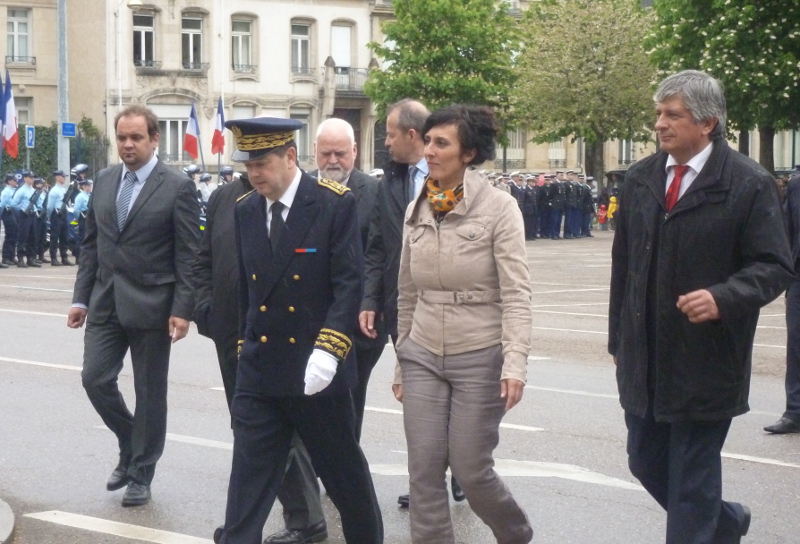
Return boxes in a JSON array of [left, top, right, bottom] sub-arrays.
[[455, 222, 487, 241], [142, 272, 176, 285]]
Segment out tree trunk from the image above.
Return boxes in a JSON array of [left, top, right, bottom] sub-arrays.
[[759, 126, 776, 175], [585, 140, 606, 192], [738, 130, 750, 157]]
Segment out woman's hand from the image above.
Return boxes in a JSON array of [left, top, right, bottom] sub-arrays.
[[392, 383, 403, 403], [500, 378, 524, 412]]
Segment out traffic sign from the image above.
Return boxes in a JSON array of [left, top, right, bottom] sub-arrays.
[[61, 122, 77, 138], [26, 126, 35, 148]]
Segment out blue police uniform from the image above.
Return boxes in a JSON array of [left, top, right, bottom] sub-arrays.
[[218, 117, 382, 544], [73, 186, 91, 260], [1, 183, 18, 264], [47, 182, 72, 263], [10, 180, 37, 264]]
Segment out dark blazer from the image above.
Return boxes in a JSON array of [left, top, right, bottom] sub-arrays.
[[310, 168, 386, 350], [73, 160, 200, 329], [362, 161, 413, 336], [236, 171, 363, 397], [609, 142, 793, 422], [193, 175, 252, 343], [784, 174, 800, 273]]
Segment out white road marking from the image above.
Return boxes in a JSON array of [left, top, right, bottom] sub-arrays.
[[364, 407, 544, 431], [532, 326, 607, 335], [0, 356, 81, 371], [369, 459, 643, 491], [528, 356, 551, 361], [531, 303, 608, 308], [0, 283, 72, 293], [749, 409, 782, 417], [25, 511, 211, 544], [754, 343, 785, 349], [526, 385, 618, 399], [721, 452, 800, 469], [210, 386, 225, 391], [0, 307, 66, 317], [532, 310, 607, 317], [366, 406, 403, 415]]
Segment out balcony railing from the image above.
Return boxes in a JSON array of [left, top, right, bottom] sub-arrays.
[[5, 56, 35, 65], [233, 64, 257, 74], [182, 61, 210, 72], [326, 67, 370, 92], [292, 66, 315, 76]]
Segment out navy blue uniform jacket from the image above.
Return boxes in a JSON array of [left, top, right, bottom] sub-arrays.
[[235, 171, 363, 397]]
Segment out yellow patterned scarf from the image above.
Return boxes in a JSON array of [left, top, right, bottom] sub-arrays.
[[426, 178, 464, 213]]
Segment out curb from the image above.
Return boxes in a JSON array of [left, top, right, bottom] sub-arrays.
[[0, 498, 14, 544]]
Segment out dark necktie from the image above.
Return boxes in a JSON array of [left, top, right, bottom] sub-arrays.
[[270, 201, 285, 251], [117, 171, 137, 230], [665, 165, 689, 212], [408, 166, 417, 203]]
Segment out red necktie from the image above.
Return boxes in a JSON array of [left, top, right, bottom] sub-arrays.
[[665, 165, 689, 212]]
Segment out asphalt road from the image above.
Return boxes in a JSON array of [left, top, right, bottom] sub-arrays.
[[1, 230, 799, 543]]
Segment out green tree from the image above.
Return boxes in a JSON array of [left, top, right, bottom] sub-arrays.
[[512, 0, 656, 184], [365, 0, 519, 122], [646, 0, 800, 173]]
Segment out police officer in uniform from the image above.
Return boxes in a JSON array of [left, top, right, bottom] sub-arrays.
[[522, 175, 538, 240], [219, 166, 234, 185], [549, 173, 566, 239], [72, 179, 93, 261], [32, 177, 49, 263], [0, 173, 18, 268], [581, 176, 596, 237], [563, 170, 579, 239], [47, 170, 75, 266], [215, 117, 383, 544], [10, 170, 39, 267]]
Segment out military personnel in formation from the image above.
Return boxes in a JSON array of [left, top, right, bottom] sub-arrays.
[[47, 170, 75, 266], [563, 170, 581, 239], [72, 179, 93, 261], [581, 176, 596, 237], [0, 174, 18, 268], [538, 175, 552, 238], [31, 177, 49, 263], [522, 175, 538, 240], [549, 172, 566, 239], [509, 171, 525, 213], [10, 170, 40, 267]]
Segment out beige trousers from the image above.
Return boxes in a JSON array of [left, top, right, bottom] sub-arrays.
[[398, 338, 533, 544]]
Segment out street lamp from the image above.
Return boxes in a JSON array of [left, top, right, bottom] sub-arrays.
[[116, 0, 143, 111]]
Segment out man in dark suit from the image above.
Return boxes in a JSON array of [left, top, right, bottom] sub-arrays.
[[610, 70, 792, 543], [765, 164, 800, 434], [67, 104, 200, 507], [216, 117, 382, 544]]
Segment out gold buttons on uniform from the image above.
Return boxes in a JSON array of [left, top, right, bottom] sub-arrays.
[[252, 274, 257, 280], [260, 336, 267, 343], [293, 274, 300, 281], [289, 338, 296, 344], [288, 306, 295, 313], [260, 305, 267, 312]]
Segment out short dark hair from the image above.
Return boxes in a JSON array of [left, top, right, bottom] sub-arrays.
[[115, 104, 160, 138], [387, 98, 430, 134], [422, 105, 499, 166]]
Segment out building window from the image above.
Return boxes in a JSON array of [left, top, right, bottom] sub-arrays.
[[157, 119, 190, 162], [290, 108, 311, 163], [291, 24, 310, 74], [232, 104, 256, 120], [7, 9, 30, 62], [182, 17, 203, 69], [619, 139, 634, 165], [16, 97, 31, 125], [548, 140, 566, 169], [232, 19, 253, 72], [133, 14, 155, 67]]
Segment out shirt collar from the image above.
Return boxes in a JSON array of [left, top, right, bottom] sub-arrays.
[[665, 141, 714, 175], [414, 158, 428, 176], [267, 167, 302, 211], [123, 153, 158, 182]]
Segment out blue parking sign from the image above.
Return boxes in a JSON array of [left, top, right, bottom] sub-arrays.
[[26, 126, 35, 148]]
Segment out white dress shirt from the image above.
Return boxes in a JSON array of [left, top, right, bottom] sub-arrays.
[[118, 154, 159, 215], [266, 168, 302, 233], [664, 141, 714, 199]]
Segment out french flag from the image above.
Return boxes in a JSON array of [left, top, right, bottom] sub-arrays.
[[3, 70, 18, 159], [211, 97, 225, 155], [183, 102, 200, 160]]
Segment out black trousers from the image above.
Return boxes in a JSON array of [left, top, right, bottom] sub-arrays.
[[50, 211, 69, 260], [14, 210, 34, 260], [221, 393, 383, 544], [523, 213, 537, 240], [1, 210, 17, 261], [352, 343, 386, 442], [214, 334, 239, 412], [625, 403, 748, 544], [81, 313, 172, 485], [784, 279, 800, 421]]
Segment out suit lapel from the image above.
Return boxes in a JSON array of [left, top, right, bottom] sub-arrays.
[[261, 175, 319, 301]]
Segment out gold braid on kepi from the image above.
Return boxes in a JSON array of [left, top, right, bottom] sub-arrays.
[[314, 328, 353, 360], [232, 126, 295, 151]]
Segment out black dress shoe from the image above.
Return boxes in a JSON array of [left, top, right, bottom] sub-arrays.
[[451, 476, 466, 502], [106, 460, 130, 491], [62, 258, 75, 266], [263, 521, 328, 543], [51, 260, 62, 266], [0, 262, 7, 269], [213, 525, 223, 543], [121, 482, 151, 507], [397, 493, 409, 508], [741, 505, 751, 536], [764, 417, 800, 434]]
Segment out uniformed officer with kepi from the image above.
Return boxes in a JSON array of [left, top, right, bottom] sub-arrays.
[[215, 117, 383, 544]]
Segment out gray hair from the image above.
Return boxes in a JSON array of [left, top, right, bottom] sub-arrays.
[[654, 70, 727, 140], [387, 98, 430, 134], [316, 117, 355, 145]]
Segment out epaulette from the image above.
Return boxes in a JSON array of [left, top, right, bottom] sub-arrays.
[[236, 189, 256, 203], [318, 178, 350, 195]]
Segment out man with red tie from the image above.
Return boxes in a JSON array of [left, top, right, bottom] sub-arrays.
[[608, 70, 793, 544]]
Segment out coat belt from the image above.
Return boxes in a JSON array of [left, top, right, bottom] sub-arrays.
[[417, 289, 501, 304]]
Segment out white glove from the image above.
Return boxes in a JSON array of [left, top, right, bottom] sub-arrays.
[[304, 349, 339, 395]]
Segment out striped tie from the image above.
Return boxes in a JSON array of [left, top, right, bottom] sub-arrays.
[[117, 171, 137, 230]]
